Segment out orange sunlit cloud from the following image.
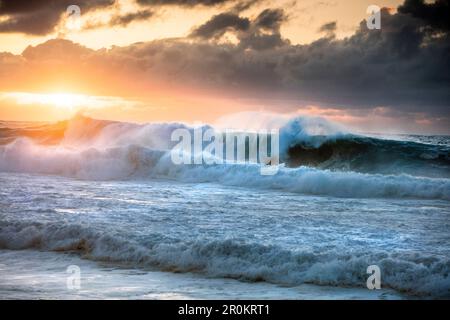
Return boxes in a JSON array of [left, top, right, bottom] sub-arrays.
[[0, 0, 448, 134]]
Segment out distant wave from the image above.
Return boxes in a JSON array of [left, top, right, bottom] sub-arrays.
[[0, 115, 449, 200], [1, 138, 449, 200], [285, 136, 450, 177], [279, 118, 450, 177], [0, 220, 448, 298]]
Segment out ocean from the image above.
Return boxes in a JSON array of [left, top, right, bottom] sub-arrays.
[[0, 115, 449, 299]]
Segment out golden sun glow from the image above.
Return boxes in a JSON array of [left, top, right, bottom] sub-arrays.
[[47, 93, 85, 108], [0, 91, 151, 122], [2, 91, 145, 110], [5, 92, 91, 110]]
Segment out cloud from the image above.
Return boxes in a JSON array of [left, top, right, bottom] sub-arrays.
[[398, 0, 450, 31], [20, 39, 92, 61], [190, 13, 251, 38], [254, 8, 286, 31], [318, 21, 337, 33], [136, 0, 234, 6], [190, 8, 289, 49], [0, 1, 449, 132], [0, 0, 260, 35], [109, 10, 154, 26], [123, 4, 450, 122], [0, 0, 115, 35], [230, 0, 262, 12]]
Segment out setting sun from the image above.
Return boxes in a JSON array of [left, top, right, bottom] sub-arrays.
[[39, 93, 86, 109], [5, 92, 89, 109], [0, 91, 149, 122]]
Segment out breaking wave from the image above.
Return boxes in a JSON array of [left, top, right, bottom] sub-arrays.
[[0, 221, 448, 298], [0, 115, 449, 200]]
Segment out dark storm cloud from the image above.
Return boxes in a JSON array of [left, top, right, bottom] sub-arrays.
[[278, 7, 450, 114], [398, 0, 450, 31], [136, 0, 233, 6], [190, 13, 250, 38], [0, 0, 115, 35], [136, 0, 262, 14], [82, 9, 155, 30], [109, 10, 154, 27], [0, 1, 449, 124], [190, 8, 288, 49], [254, 8, 286, 30], [0, 0, 259, 35], [185, 3, 448, 116], [318, 21, 337, 33], [230, 0, 261, 12]]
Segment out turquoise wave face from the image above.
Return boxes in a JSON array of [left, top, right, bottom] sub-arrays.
[[285, 135, 450, 178]]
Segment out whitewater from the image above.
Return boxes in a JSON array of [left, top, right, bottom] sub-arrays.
[[0, 115, 449, 299]]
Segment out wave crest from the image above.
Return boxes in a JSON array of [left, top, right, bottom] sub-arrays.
[[0, 115, 449, 199]]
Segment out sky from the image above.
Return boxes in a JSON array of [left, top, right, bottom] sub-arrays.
[[0, 0, 449, 134]]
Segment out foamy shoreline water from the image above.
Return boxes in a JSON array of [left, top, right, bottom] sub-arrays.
[[1, 173, 449, 298], [0, 250, 404, 300]]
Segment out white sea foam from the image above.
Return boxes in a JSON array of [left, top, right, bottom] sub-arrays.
[[0, 136, 449, 199], [0, 115, 449, 199], [0, 221, 448, 297]]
